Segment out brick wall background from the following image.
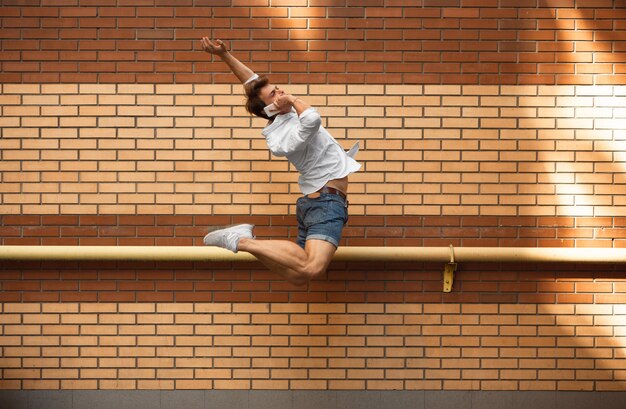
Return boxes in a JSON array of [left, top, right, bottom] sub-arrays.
[[0, 0, 625, 85], [1, 83, 626, 218], [1, 302, 626, 391], [1, 0, 626, 394]]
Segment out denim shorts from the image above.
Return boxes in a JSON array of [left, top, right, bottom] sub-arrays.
[[296, 193, 349, 249]]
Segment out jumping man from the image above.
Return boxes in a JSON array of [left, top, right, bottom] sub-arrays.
[[200, 38, 361, 285]]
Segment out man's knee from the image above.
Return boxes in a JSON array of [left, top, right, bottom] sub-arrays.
[[299, 262, 327, 282], [286, 262, 326, 286]]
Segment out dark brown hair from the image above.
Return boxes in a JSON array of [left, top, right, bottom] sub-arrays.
[[244, 75, 271, 120]]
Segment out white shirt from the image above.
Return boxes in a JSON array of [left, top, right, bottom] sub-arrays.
[[261, 107, 361, 195], [244, 73, 361, 195]]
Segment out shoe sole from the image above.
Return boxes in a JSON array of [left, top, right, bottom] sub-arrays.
[[204, 224, 255, 235]]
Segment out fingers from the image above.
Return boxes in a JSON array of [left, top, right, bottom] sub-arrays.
[[200, 37, 223, 53], [200, 37, 213, 52], [273, 94, 293, 109], [201, 37, 210, 51]]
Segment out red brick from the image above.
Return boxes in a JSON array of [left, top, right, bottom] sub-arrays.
[[23, 227, 59, 237], [537, 239, 575, 248], [23, 292, 59, 302], [386, 238, 424, 246], [0, 227, 21, 237], [156, 282, 194, 291], [155, 238, 194, 246], [41, 238, 80, 246], [60, 292, 98, 302], [194, 282, 231, 291], [99, 7, 137, 17], [213, 292, 251, 302], [596, 229, 626, 239], [60, 227, 97, 237], [174, 292, 213, 302], [595, 294, 626, 304], [3, 281, 41, 291], [136, 227, 174, 237], [155, 40, 193, 51], [99, 227, 136, 237], [0, 73, 21, 81], [480, 294, 518, 303], [79, 62, 116, 72], [95, 73, 134, 82], [576, 282, 613, 293], [116, 216, 153, 226], [59, 7, 96, 17], [80, 281, 117, 291], [351, 217, 388, 228], [326, 292, 363, 303], [137, 271, 174, 281], [98, 292, 135, 302], [138, 7, 175, 17], [345, 238, 385, 246], [423, 217, 461, 227], [79, 215, 117, 226], [176, 73, 214, 83], [518, 294, 556, 303], [136, 73, 173, 83], [365, 227, 404, 237], [119, 281, 154, 291], [79, 40, 115, 51], [405, 293, 442, 303], [0, 293, 22, 302], [480, 271, 518, 281], [251, 293, 290, 303], [423, 238, 462, 247], [61, 271, 98, 280], [500, 282, 537, 293], [42, 281, 78, 291], [460, 282, 498, 292], [536, 282, 574, 293], [557, 294, 593, 304], [464, 239, 500, 248], [499, 239, 538, 247], [519, 228, 556, 238], [575, 240, 612, 248], [79, 238, 118, 246], [136, 292, 173, 302], [3, 216, 41, 226]]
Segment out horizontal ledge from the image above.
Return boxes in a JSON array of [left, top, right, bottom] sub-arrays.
[[1, 246, 626, 263]]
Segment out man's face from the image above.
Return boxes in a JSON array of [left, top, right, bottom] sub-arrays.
[[259, 83, 291, 114]]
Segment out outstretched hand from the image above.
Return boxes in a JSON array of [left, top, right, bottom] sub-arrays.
[[201, 37, 228, 56]]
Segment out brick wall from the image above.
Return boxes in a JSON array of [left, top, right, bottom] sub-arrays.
[[1, 303, 626, 391], [2, 1, 626, 395], [1, 83, 626, 218], [1, 1, 625, 85]]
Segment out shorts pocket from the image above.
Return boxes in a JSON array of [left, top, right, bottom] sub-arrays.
[[302, 200, 329, 228]]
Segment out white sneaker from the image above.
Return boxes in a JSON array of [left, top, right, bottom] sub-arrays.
[[203, 224, 254, 253]]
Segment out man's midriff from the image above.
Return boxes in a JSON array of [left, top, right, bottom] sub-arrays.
[[324, 176, 348, 196]]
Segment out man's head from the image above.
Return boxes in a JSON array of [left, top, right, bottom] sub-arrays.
[[244, 76, 290, 120]]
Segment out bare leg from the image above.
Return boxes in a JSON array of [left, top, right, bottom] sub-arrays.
[[238, 238, 337, 285]]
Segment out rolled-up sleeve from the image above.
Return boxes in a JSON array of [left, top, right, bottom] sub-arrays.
[[267, 108, 321, 156], [244, 73, 259, 85]]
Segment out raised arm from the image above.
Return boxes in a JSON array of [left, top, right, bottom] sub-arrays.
[[201, 38, 256, 84]]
